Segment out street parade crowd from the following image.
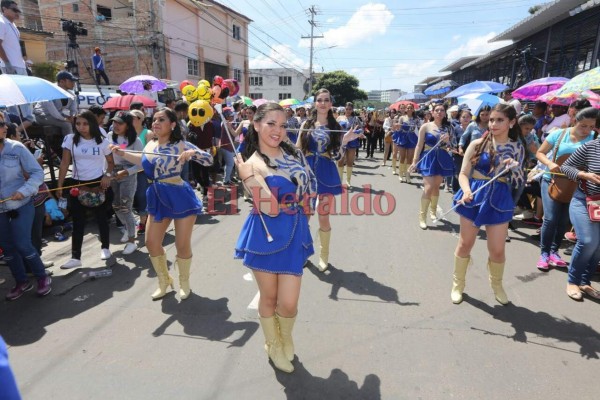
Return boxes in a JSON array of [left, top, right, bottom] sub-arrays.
[[1, 71, 600, 382]]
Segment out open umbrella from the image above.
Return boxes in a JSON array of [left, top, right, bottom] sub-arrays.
[[457, 93, 502, 115], [389, 101, 418, 111], [536, 89, 600, 107], [279, 98, 301, 107], [512, 77, 569, 100], [444, 81, 508, 98], [119, 75, 167, 94], [252, 99, 271, 107], [554, 66, 600, 96], [102, 94, 157, 110], [0, 74, 73, 106], [397, 92, 427, 101], [238, 96, 253, 106], [424, 80, 458, 96]]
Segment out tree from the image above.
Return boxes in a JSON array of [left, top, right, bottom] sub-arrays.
[[312, 70, 368, 105], [528, 4, 543, 14]]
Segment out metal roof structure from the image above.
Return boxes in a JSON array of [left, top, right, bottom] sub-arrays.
[[490, 0, 593, 42], [439, 56, 479, 73], [460, 44, 517, 69]]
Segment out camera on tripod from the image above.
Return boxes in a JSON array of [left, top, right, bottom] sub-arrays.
[[61, 19, 88, 37], [513, 45, 533, 57]]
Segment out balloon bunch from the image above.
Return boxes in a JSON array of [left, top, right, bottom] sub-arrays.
[[179, 76, 239, 105], [210, 76, 239, 104]]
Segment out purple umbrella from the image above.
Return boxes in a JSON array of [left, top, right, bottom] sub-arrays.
[[119, 75, 167, 94], [512, 77, 569, 100]]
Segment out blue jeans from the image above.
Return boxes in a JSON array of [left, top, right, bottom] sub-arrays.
[[0, 201, 48, 283], [540, 178, 570, 254], [134, 172, 148, 218], [221, 148, 235, 183], [567, 190, 600, 286]]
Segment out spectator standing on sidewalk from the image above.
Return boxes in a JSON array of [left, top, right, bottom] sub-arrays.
[[92, 47, 109, 85], [0, 1, 25, 75], [33, 71, 78, 136]]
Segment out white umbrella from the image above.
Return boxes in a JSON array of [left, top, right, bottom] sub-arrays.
[[0, 74, 73, 106]]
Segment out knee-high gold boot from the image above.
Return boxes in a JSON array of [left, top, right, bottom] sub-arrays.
[[405, 165, 412, 184], [149, 254, 174, 300], [337, 165, 344, 181], [392, 158, 398, 175], [259, 315, 294, 373], [430, 195, 439, 221], [276, 313, 296, 361], [176, 256, 192, 300], [346, 166, 353, 186], [318, 229, 331, 272], [488, 259, 509, 305], [451, 255, 470, 304], [419, 198, 430, 230], [398, 164, 406, 182]]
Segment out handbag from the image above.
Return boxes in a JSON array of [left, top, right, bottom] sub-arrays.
[[71, 142, 106, 208], [547, 129, 578, 203], [582, 180, 600, 222]]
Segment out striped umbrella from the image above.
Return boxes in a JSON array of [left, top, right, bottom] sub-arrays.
[[279, 98, 301, 107], [554, 66, 600, 96]]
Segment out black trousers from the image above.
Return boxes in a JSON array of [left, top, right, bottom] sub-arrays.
[[95, 69, 110, 85]]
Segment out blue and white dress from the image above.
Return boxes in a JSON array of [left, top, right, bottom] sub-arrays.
[[393, 117, 419, 149], [453, 141, 525, 227], [141, 140, 213, 221], [235, 150, 317, 275], [338, 116, 362, 149], [417, 124, 455, 177], [305, 125, 343, 195]]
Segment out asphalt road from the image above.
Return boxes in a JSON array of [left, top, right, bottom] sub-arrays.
[[1, 153, 599, 400]]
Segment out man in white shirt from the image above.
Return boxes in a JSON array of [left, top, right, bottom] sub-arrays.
[[503, 89, 522, 115], [541, 104, 570, 139], [0, 1, 25, 75]]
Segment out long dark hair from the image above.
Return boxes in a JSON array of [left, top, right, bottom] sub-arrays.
[[111, 112, 138, 148], [470, 103, 523, 171], [241, 102, 299, 169], [152, 107, 183, 144], [299, 88, 342, 156], [475, 105, 492, 124], [74, 110, 104, 145]]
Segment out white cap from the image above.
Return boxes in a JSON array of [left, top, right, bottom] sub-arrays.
[[448, 105, 459, 113], [25, 59, 34, 65]]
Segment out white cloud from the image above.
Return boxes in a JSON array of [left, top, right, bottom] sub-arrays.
[[452, 34, 461, 41], [391, 60, 439, 92], [300, 3, 394, 49], [444, 32, 512, 61], [249, 44, 310, 70], [326, 17, 338, 23]]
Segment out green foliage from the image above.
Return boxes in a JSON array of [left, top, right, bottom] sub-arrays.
[[312, 70, 368, 105], [528, 5, 543, 14], [31, 62, 61, 82], [353, 99, 389, 110]]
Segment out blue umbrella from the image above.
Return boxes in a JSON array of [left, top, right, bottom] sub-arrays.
[[424, 80, 458, 96], [444, 81, 509, 98], [457, 93, 502, 115], [397, 92, 428, 101], [0, 74, 73, 106]]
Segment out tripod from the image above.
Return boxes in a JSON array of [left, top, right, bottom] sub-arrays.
[[65, 33, 106, 102]]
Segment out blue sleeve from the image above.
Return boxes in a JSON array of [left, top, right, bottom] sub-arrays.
[[0, 337, 22, 400], [459, 124, 473, 147], [17, 144, 43, 198], [184, 141, 214, 166]]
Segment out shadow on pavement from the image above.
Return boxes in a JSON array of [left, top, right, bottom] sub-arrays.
[[276, 361, 381, 400], [308, 263, 419, 306], [465, 294, 600, 359], [0, 261, 143, 346], [152, 294, 258, 347]]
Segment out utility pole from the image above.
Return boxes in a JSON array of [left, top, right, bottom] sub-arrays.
[[301, 6, 323, 96], [149, 0, 159, 77]]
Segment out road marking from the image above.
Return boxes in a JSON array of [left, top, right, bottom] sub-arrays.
[[247, 291, 260, 310]]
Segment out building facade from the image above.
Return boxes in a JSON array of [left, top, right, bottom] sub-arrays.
[[248, 68, 308, 101], [37, 0, 250, 90], [380, 89, 401, 103]]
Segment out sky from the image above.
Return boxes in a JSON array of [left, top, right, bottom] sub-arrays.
[[216, 0, 536, 93]]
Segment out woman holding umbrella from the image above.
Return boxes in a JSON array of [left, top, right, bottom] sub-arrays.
[[410, 103, 455, 229], [297, 88, 363, 271]]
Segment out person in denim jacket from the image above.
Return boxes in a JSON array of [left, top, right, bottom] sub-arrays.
[[0, 117, 52, 301]]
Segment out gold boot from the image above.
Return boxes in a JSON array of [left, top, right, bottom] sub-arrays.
[[430, 195, 439, 221], [346, 166, 353, 186], [259, 315, 294, 373], [337, 165, 344, 181], [176, 256, 192, 300], [276, 313, 296, 361], [419, 198, 430, 230], [451, 255, 470, 304], [149, 254, 174, 300], [405, 167, 412, 184], [398, 164, 406, 182], [392, 158, 398, 175], [317, 229, 331, 271], [488, 259, 509, 305]]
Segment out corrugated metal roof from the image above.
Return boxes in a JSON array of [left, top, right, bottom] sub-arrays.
[[490, 0, 590, 42], [418, 75, 448, 85], [460, 43, 517, 69], [439, 56, 480, 73]]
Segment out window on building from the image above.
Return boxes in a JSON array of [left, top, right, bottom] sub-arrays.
[[279, 76, 292, 86], [233, 24, 241, 40], [249, 93, 263, 100], [97, 5, 112, 21], [187, 58, 199, 76], [250, 76, 263, 86], [72, 3, 79, 12], [278, 93, 292, 100], [234, 68, 242, 82], [204, 62, 228, 81]]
